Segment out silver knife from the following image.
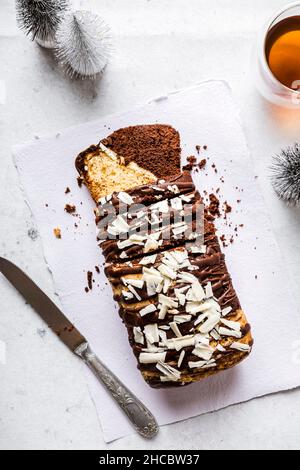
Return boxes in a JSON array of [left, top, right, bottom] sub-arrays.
[[0, 257, 158, 439]]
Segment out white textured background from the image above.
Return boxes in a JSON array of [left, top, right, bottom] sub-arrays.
[[1, 0, 300, 450]]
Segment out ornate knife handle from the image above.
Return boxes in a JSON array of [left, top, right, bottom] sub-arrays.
[[75, 342, 159, 439]]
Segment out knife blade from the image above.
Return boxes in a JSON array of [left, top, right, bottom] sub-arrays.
[[0, 256, 85, 351], [0, 257, 158, 439]]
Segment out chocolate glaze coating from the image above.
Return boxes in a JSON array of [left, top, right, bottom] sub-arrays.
[[91, 164, 252, 387], [99, 172, 252, 387]]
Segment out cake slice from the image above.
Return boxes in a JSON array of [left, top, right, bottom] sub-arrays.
[[76, 143, 156, 202], [76, 124, 182, 202]]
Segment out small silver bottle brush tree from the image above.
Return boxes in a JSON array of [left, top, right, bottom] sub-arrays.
[[16, 0, 112, 78], [271, 144, 300, 206]]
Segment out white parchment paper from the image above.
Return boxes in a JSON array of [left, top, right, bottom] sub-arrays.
[[14, 81, 300, 442]]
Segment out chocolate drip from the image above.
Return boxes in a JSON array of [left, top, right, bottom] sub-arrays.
[[107, 172, 195, 209]]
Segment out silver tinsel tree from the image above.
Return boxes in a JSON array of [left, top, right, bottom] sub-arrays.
[[271, 144, 300, 205], [16, 0, 69, 48], [55, 10, 112, 79]]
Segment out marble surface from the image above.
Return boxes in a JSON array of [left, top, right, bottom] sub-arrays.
[[1, 0, 300, 450]]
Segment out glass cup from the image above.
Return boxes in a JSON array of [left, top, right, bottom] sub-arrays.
[[256, 2, 300, 108]]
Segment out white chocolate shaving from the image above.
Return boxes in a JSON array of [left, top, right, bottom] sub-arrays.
[[156, 361, 181, 381], [133, 326, 144, 345], [221, 318, 241, 332], [172, 224, 188, 236], [174, 289, 186, 306], [166, 334, 196, 351], [192, 344, 214, 361], [139, 352, 166, 364], [230, 342, 251, 352], [167, 185, 180, 194], [199, 313, 221, 334], [177, 272, 198, 284], [139, 304, 157, 317], [170, 197, 183, 211], [205, 282, 214, 299], [188, 359, 216, 369], [170, 322, 182, 338], [158, 264, 177, 280], [171, 249, 189, 264], [177, 350, 185, 368], [122, 290, 134, 300], [122, 278, 144, 289], [158, 304, 168, 320], [144, 323, 159, 344], [127, 285, 141, 301], [151, 199, 169, 213], [173, 314, 192, 324], [186, 282, 206, 302], [219, 327, 242, 339], [144, 236, 160, 253], [222, 306, 233, 317], [180, 194, 193, 202], [158, 294, 178, 309], [117, 234, 146, 249], [189, 245, 206, 254], [139, 254, 157, 266], [194, 312, 208, 326], [210, 329, 221, 341], [117, 191, 134, 205]]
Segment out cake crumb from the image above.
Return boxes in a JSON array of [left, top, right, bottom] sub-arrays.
[[65, 187, 71, 194], [224, 201, 232, 215], [53, 228, 61, 239], [64, 204, 76, 214], [87, 271, 93, 290], [212, 163, 218, 174], [208, 193, 220, 218], [183, 155, 197, 171], [198, 159, 207, 170]]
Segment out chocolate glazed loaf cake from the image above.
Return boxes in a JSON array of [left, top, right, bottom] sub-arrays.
[[76, 127, 253, 388]]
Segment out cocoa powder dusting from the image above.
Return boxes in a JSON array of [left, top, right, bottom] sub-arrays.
[[101, 125, 181, 179]]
